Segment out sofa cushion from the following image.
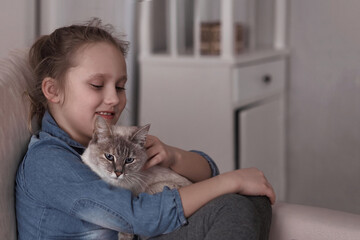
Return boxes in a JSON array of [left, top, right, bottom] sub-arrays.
[[270, 202, 360, 240], [0, 50, 34, 240]]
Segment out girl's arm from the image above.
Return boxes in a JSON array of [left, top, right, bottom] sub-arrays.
[[144, 135, 212, 182], [178, 168, 276, 217], [144, 134, 276, 218]]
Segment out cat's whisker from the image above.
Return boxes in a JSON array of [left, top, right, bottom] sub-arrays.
[[131, 172, 148, 185], [126, 173, 148, 192]]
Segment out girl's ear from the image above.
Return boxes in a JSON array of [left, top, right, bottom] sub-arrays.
[[42, 77, 61, 103]]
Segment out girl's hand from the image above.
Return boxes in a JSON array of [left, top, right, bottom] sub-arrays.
[[178, 167, 276, 217], [143, 135, 212, 182], [143, 135, 177, 169], [223, 168, 276, 204]]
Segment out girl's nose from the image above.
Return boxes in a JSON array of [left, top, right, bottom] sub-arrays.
[[104, 88, 120, 106]]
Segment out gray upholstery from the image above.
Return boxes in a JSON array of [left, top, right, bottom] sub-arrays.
[[0, 50, 33, 240]]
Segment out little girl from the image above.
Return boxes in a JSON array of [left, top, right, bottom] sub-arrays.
[[16, 19, 275, 240]]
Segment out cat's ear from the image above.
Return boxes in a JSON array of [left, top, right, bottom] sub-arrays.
[[92, 116, 112, 143], [131, 124, 150, 147]]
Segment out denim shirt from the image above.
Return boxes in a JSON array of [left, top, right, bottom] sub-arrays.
[[16, 112, 219, 240]]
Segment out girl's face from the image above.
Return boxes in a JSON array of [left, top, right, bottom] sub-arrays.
[[53, 42, 127, 146]]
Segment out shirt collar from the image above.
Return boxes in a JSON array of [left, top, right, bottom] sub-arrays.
[[41, 111, 86, 152]]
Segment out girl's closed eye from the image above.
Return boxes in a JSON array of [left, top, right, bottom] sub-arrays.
[[90, 83, 126, 91], [116, 86, 126, 91], [90, 83, 103, 89]]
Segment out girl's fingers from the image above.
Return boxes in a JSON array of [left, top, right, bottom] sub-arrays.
[[144, 153, 164, 169], [145, 135, 164, 156], [257, 170, 276, 204], [264, 182, 276, 204], [146, 146, 158, 160], [144, 134, 175, 169], [143, 158, 157, 169], [233, 168, 276, 204], [145, 135, 159, 148]]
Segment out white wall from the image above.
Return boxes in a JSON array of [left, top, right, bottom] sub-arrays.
[[40, 0, 127, 35], [287, 0, 360, 214], [0, 0, 36, 58]]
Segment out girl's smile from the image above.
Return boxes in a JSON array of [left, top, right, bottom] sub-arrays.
[[95, 111, 116, 120]]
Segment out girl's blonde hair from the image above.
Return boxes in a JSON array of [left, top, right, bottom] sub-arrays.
[[26, 18, 129, 131]]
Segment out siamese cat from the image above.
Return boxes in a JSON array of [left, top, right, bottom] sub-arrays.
[[82, 116, 191, 240]]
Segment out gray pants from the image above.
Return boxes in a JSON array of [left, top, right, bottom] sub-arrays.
[[149, 194, 272, 240]]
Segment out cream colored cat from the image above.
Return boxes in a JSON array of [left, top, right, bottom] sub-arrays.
[[81, 116, 191, 239]]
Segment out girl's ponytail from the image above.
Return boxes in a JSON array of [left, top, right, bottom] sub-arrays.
[[26, 35, 51, 132]]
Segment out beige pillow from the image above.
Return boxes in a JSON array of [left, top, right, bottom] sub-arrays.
[[0, 50, 33, 240]]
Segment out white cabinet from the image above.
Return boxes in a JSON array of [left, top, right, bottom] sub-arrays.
[[139, 56, 287, 200], [138, 0, 288, 201]]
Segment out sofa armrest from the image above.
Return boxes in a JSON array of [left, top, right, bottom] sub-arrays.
[[269, 202, 360, 240], [0, 50, 33, 240]]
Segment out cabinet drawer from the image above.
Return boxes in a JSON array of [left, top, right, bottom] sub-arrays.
[[232, 59, 286, 104]]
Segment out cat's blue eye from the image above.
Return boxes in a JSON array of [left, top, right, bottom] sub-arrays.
[[104, 153, 114, 161], [125, 158, 135, 164]]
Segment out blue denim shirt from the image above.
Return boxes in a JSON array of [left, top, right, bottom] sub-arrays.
[[16, 112, 219, 240]]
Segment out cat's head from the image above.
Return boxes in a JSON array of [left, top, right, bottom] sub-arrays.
[[82, 116, 150, 189]]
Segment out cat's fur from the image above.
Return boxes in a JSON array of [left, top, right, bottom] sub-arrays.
[[81, 116, 191, 239]]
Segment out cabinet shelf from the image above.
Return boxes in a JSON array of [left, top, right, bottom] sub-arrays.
[[139, 0, 287, 60], [139, 48, 289, 67]]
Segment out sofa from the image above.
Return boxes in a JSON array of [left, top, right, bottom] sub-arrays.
[[1, 50, 360, 239]]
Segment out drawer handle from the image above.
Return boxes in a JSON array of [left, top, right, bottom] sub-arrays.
[[262, 75, 272, 84]]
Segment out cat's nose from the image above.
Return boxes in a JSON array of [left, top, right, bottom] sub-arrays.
[[115, 170, 122, 177]]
